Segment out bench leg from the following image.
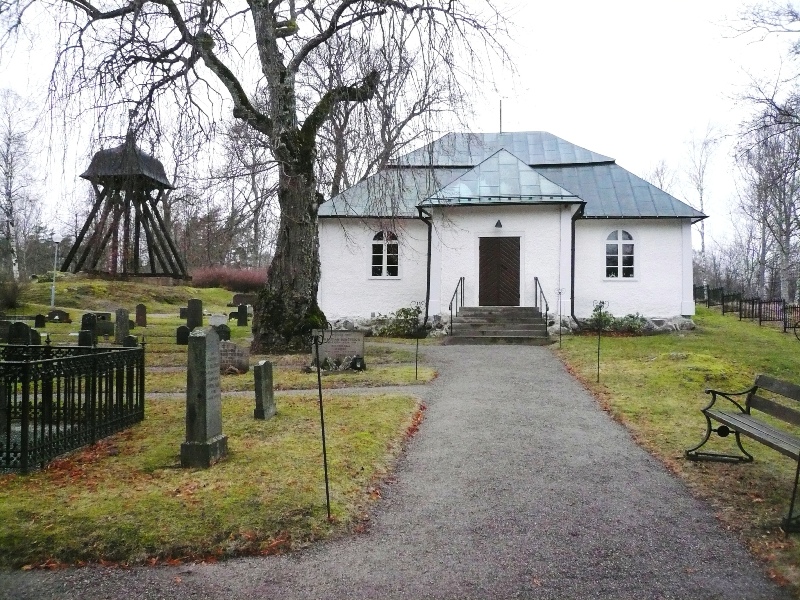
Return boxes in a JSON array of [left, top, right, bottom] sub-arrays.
[[783, 460, 800, 533], [685, 414, 753, 463]]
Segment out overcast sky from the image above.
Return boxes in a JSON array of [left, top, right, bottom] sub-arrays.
[[0, 1, 795, 246]]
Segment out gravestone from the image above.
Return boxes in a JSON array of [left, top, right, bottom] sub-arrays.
[[78, 330, 94, 347], [135, 303, 147, 327], [253, 360, 276, 420], [187, 299, 203, 330], [179, 307, 188, 319], [209, 314, 227, 327], [236, 304, 248, 327], [81, 313, 97, 333], [9, 322, 37, 345], [181, 328, 228, 468], [176, 325, 190, 346], [46, 309, 71, 323], [0, 321, 10, 343], [122, 335, 138, 348], [312, 330, 365, 365], [34, 314, 46, 329], [96, 314, 114, 338], [115, 308, 130, 345], [213, 323, 231, 341], [219, 340, 248, 374]]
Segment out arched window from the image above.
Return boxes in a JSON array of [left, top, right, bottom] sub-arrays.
[[372, 231, 399, 277], [605, 230, 634, 278]]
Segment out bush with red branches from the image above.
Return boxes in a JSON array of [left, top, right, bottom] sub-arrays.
[[191, 267, 268, 292]]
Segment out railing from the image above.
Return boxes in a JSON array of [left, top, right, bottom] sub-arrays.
[[0, 343, 145, 473], [693, 284, 707, 302], [534, 277, 550, 324], [721, 292, 741, 316], [448, 277, 465, 332], [706, 287, 724, 308]]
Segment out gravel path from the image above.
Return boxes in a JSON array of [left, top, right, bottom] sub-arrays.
[[0, 344, 790, 599]]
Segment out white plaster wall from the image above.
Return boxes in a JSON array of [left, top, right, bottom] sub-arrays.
[[432, 205, 574, 315], [573, 219, 696, 319], [317, 218, 429, 320]]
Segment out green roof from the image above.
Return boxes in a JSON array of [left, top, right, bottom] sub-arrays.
[[319, 132, 706, 221]]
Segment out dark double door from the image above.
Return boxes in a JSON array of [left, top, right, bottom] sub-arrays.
[[479, 236, 520, 306]]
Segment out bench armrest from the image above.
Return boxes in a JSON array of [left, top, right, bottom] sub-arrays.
[[701, 386, 756, 413]]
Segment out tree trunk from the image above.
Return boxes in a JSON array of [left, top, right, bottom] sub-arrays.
[[251, 167, 325, 353]]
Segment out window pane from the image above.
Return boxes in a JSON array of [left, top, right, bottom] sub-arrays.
[[373, 231, 384, 241], [386, 231, 398, 241], [606, 244, 618, 256], [607, 231, 618, 240], [621, 230, 633, 240], [606, 256, 618, 267], [372, 265, 382, 276], [622, 244, 634, 255], [373, 243, 383, 255], [622, 255, 634, 267], [387, 266, 399, 277], [622, 267, 634, 278], [606, 267, 618, 277], [386, 243, 398, 257], [387, 254, 398, 267]]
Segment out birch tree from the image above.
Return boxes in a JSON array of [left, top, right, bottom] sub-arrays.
[[2, 1, 505, 351]]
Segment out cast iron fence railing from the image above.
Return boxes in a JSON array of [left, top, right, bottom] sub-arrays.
[[696, 287, 800, 334], [0, 343, 145, 473], [533, 277, 550, 325], [693, 285, 707, 302], [448, 277, 465, 333], [707, 287, 724, 308], [722, 292, 742, 316]]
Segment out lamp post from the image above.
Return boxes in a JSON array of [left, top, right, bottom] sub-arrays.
[[50, 234, 62, 309]]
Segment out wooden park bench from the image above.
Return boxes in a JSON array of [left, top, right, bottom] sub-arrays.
[[686, 374, 800, 532]]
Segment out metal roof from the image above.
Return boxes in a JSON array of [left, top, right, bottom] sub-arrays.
[[392, 131, 613, 167], [320, 131, 706, 221], [537, 164, 705, 220], [81, 136, 173, 190], [420, 149, 579, 206]]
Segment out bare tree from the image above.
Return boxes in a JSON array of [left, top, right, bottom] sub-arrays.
[[3, 1, 506, 351], [0, 88, 40, 280], [645, 159, 677, 194], [686, 126, 718, 263]]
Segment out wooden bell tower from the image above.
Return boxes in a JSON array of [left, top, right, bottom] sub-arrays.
[[61, 133, 189, 279]]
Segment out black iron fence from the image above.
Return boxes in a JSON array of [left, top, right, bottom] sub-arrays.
[[695, 284, 800, 334], [0, 343, 145, 473]]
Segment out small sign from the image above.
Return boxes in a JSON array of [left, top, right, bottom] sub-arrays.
[[312, 330, 364, 363]]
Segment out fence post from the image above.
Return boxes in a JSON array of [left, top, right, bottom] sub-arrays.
[[20, 361, 29, 474], [785, 300, 789, 333]]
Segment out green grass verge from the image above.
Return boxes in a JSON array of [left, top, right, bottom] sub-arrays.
[[0, 393, 421, 567], [556, 306, 800, 593]]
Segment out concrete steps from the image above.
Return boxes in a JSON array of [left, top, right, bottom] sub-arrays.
[[445, 306, 552, 346]]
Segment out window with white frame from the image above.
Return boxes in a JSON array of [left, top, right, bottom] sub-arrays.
[[372, 231, 399, 277], [605, 230, 634, 278]]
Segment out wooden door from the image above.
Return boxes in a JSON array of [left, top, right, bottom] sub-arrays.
[[479, 237, 520, 306]]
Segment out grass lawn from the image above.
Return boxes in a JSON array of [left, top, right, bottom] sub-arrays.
[[0, 392, 421, 568], [556, 305, 800, 593], [0, 281, 434, 568]]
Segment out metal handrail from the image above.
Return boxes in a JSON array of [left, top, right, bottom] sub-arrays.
[[534, 277, 549, 325], [448, 277, 465, 333]]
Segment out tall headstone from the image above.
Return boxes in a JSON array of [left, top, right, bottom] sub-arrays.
[[179, 307, 188, 319], [187, 298, 203, 331], [78, 330, 94, 347], [181, 328, 228, 468], [34, 314, 46, 329], [115, 308, 130, 345], [135, 303, 147, 327], [122, 335, 138, 348], [0, 320, 11, 343], [253, 360, 276, 420], [176, 325, 190, 346], [81, 313, 97, 333], [237, 304, 248, 327]]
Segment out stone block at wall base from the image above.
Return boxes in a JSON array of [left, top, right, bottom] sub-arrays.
[[180, 434, 228, 468]]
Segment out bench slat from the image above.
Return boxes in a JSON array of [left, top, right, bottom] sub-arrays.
[[707, 410, 800, 459], [750, 395, 800, 428], [755, 374, 800, 403]]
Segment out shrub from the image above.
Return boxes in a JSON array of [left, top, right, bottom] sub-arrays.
[[375, 304, 426, 338], [585, 303, 614, 331], [191, 267, 267, 292], [612, 313, 648, 334]]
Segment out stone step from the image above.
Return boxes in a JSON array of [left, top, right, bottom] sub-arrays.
[[450, 325, 548, 335], [459, 306, 543, 317], [443, 335, 554, 346], [451, 316, 547, 325]]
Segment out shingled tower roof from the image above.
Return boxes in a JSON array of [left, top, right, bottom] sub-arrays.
[[80, 133, 172, 190]]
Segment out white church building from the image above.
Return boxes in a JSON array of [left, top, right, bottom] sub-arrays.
[[317, 132, 705, 324]]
